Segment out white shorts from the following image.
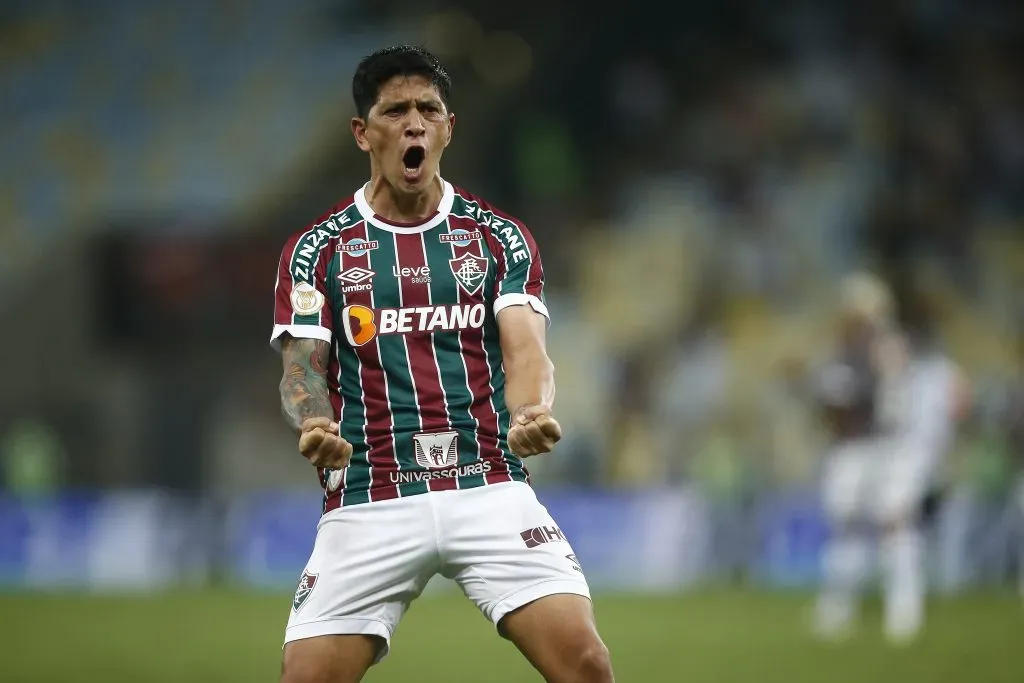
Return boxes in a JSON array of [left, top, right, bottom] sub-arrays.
[[284, 481, 590, 661], [822, 438, 938, 524]]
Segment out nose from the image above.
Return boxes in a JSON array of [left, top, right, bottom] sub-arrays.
[[404, 110, 426, 138]]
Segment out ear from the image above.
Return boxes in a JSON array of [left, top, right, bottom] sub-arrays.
[[351, 116, 371, 153], [444, 112, 455, 148]]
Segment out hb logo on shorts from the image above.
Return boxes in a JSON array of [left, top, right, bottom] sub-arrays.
[[520, 525, 567, 548], [292, 569, 318, 611]]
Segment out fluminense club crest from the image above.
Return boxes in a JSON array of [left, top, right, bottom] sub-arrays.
[[292, 569, 318, 611], [449, 253, 488, 296]]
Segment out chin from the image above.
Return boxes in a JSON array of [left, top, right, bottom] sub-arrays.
[[396, 171, 436, 193]]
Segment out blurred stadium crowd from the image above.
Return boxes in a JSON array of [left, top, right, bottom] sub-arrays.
[[1, 0, 1022, 583]]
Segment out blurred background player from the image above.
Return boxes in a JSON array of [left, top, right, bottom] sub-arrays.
[[814, 272, 969, 642], [1010, 369, 1024, 599]]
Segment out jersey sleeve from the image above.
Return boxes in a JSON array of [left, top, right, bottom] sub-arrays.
[[270, 234, 334, 352], [491, 220, 549, 322]]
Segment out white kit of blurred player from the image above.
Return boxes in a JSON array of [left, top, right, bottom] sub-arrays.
[[815, 273, 970, 643], [1017, 472, 1024, 600], [1011, 388, 1024, 601]]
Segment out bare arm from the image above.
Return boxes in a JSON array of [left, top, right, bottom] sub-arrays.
[[949, 365, 972, 423], [498, 305, 561, 457], [279, 336, 334, 435], [498, 305, 555, 420]]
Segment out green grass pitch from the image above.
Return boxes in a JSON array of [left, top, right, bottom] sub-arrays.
[[0, 589, 1021, 682]]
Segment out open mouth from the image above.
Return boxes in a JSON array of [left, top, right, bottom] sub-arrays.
[[402, 146, 425, 171]]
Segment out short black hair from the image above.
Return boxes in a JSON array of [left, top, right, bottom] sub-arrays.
[[352, 45, 451, 119]]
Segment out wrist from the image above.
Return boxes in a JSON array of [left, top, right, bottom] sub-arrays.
[[511, 402, 551, 421]]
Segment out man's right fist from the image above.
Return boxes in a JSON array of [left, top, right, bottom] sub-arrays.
[[298, 417, 353, 469]]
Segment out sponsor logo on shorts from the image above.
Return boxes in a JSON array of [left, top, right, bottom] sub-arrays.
[[413, 431, 459, 469], [449, 253, 488, 295], [439, 229, 483, 246], [292, 569, 318, 611], [337, 238, 379, 257], [389, 460, 493, 484], [521, 525, 567, 548], [290, 282, 325, 316], [566, 553, 582, 573], [341, 303, 486, 347], [337, 266, 375, 293]]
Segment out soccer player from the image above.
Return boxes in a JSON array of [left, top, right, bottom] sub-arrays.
[[270, 46, 614, 683], [1008, 379, 1024, 599], [814, 273, 968, 643]]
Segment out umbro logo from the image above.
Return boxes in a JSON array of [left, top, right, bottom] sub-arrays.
[[338, 267, 374, 294], [338, 267, 374, 284]]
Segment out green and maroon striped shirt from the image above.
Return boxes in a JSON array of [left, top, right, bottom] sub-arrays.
[[271, 180, 548, 510]]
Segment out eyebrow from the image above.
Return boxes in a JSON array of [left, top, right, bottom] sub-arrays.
[[379, 98, 444, 111]]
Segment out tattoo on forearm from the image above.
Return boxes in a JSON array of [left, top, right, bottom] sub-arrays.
[[279, 338, 333, 433], [309, 349, 328, 375]]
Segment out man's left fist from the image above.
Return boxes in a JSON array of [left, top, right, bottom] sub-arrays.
[[507, 404, 562, 457]]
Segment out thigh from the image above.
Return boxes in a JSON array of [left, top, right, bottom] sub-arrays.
[[284, 496, 437, 666], [822, 443, 873, 524], [281, 635, 379, 683], [438, 482, 591, 628], [876, 448, 932, 525], [500, 593, 610, 680]]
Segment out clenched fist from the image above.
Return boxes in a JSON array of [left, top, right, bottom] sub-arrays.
[[507, 404, 562, 457], [299, 417, 353, 469]]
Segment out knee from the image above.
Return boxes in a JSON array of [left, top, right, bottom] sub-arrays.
[[829, 519, 853, 537], [281, 661, 364, 683], [571, 641, 614, 683], [280, 658, 322, 683], [280, 657, 343, 683], [882, 515, 912, 537], [279, 636, 379, 683]]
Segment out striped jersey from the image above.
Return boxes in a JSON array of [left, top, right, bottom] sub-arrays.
[[271, 180, 547, 510], [818, 331, 880, 441]]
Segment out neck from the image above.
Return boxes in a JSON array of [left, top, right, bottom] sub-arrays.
[[365, 174, 443, 224]]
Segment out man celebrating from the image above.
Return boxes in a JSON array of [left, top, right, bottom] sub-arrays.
[[271, 46, 614, 683]]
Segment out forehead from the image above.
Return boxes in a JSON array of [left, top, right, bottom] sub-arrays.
[[374, 75, 443, 105]]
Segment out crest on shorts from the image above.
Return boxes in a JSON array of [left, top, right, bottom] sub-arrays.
[[292, 569, 318, 611], [449, 253, 488, 296], [413, 430, 459, 469]]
